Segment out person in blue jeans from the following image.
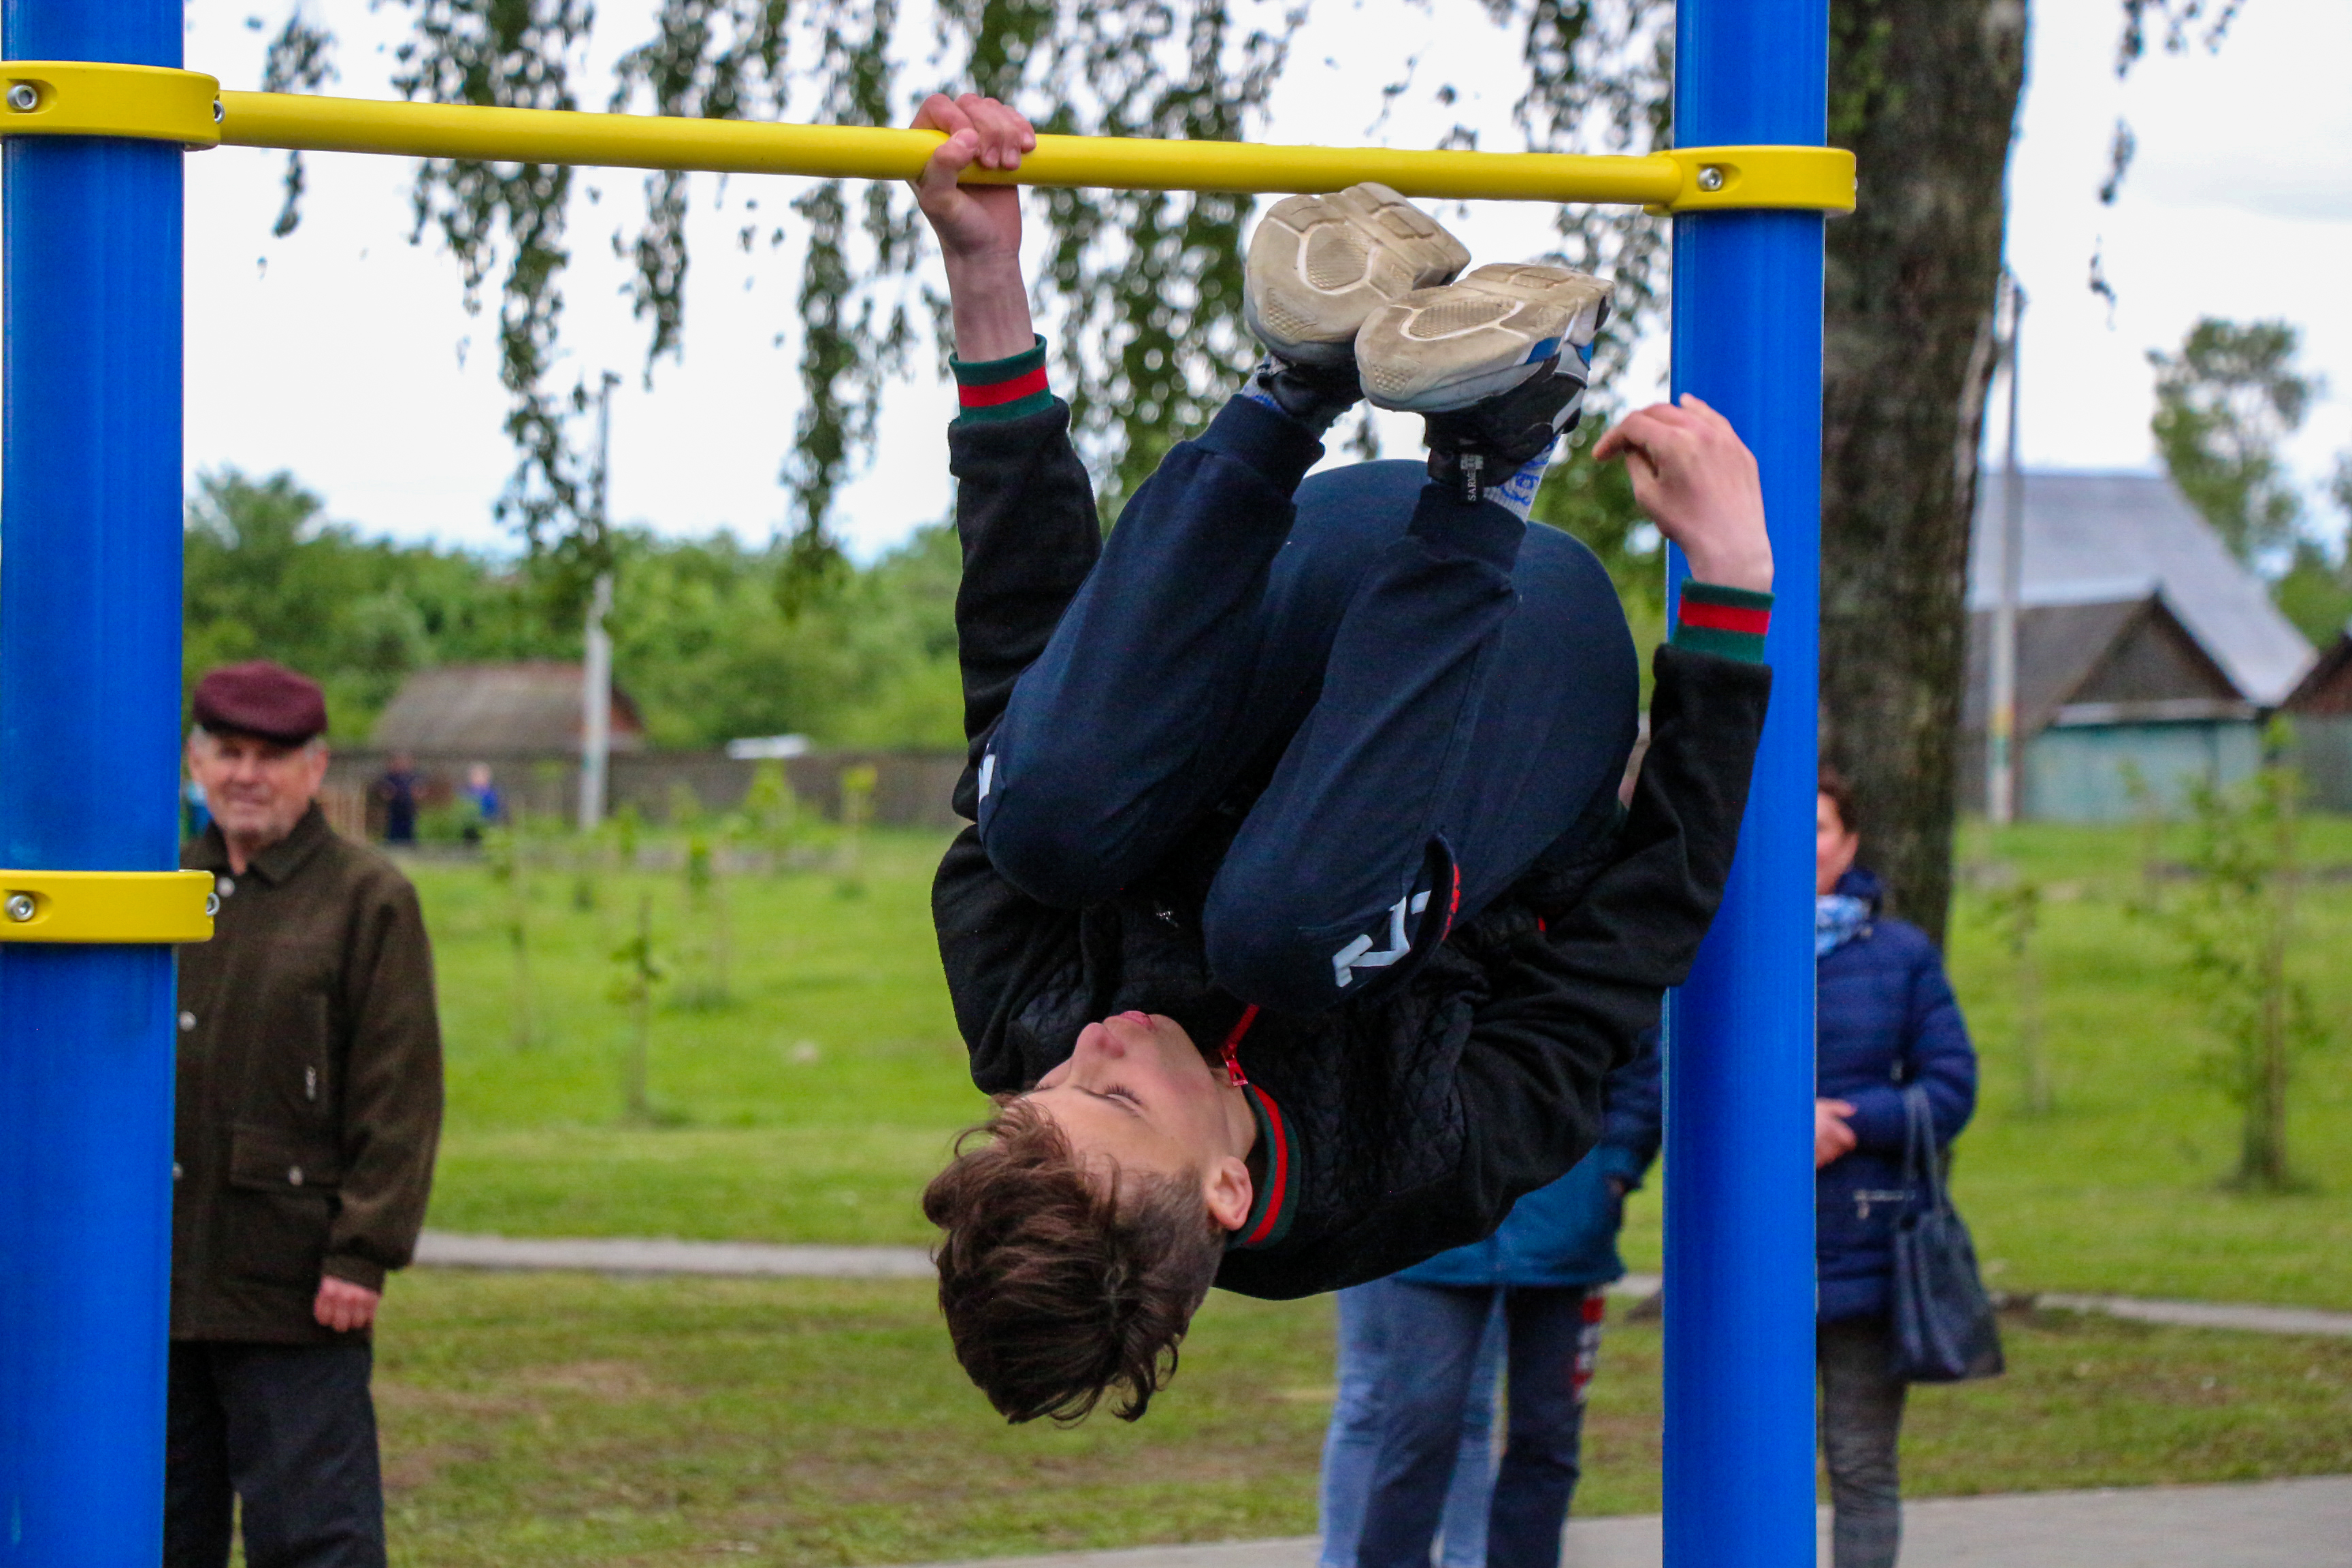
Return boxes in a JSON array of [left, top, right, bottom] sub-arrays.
[[1320, 1030, 1663, 1568], [1812, 766, 1978, 1568]]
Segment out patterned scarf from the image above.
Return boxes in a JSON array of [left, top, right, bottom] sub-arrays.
[[1816, 893, 1872, 960]]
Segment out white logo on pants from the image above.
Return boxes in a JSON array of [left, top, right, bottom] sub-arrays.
[[1331, 889, 1431, 987]]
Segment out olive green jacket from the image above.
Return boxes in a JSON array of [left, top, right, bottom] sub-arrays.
[[173, 804, 443, 1342]]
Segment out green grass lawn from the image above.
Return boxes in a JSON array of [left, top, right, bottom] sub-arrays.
[[418, 832, 979, 1247], [412, 818, 2352, 1306], [376, 1275, 2352, 1565], [376, 819, 2352, 1565]]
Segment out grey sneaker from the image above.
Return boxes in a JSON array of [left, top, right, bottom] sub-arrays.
[[1356, 263, 1612, 412], [1244, 184, 1472, 368]]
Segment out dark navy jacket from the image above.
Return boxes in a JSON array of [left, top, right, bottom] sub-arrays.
[[935, 403, 1771, 1299], [1815, 868, 1978, 1322], [1394, 1028, 1662, 1289]]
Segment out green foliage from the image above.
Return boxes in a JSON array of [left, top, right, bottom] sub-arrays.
[[2147, 317, 2313, 568], [604, 521, 964, 750], [2270, 537, 2352, 647], [264, 0, 1674, 586], [479, 821, 538, 1050], [2127, 753, 2332, 1192], [182, 468, 553, 740], [184, 467, 964, 747], [611, 892, 668, 1125], [1977, 866, 2051, 1115]]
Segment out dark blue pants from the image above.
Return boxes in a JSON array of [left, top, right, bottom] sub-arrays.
[[1352, 1281, 1606, 1568], [165, 1341, 386, 1568], [980, 397, 1639, 1013]]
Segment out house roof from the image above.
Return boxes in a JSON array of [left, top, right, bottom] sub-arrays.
[[1970, 472, 2313, 704], [370, 663, 646, 756], [2285, 633, 2352, 717], [1963, 593, 2252, 738]]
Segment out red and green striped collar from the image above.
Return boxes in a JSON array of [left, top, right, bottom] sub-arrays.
[[1229, 1081, 1297, 1251], [952, 334, 1054, 424], [1671, 580, 1774, 663]]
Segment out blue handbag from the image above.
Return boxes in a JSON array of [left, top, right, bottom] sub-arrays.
[[1888, 1083, 2005, 1383]]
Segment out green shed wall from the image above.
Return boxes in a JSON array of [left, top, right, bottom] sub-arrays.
[[2288, 715, 2352, 813], [2021, 721, 2263, 822]]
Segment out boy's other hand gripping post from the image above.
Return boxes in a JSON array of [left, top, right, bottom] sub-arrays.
[[911, 91, 1039, 364], [1593, 395, 1772, 595]]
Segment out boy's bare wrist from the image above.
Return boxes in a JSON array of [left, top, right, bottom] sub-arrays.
[[945, 252, 1034, 363], [1682, 543, 1772, 594]]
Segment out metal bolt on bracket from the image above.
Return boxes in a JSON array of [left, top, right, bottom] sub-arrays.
[[6, 83, 39, 112], [4, 893, 35, 923], [1697, 165, 1726, 193]]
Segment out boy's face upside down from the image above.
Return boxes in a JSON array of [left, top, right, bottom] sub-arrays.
[[1026, 1011, 1262, 1236]]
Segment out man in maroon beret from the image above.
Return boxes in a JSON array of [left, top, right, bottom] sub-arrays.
[[172, 659, 442, 1568]]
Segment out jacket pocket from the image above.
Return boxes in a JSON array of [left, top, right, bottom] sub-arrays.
[[224, 1122, 343, 1289]]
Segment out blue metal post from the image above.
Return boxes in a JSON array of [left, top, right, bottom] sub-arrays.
[[0, 1, 187, 1561], [1661, 0, 1828, 1564]]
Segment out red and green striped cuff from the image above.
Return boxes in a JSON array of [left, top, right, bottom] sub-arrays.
[[952, 335, 1052, 423], [1673, 581, 1774, 662]]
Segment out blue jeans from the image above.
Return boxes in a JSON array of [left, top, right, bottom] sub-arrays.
[[1322, 1279, 1605, 1568], [1323, 1279, 1503, 1568], [981, 397, 1638, 1015]]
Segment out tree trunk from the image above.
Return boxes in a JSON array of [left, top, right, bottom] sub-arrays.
[[1820, 0, 2029, 946]]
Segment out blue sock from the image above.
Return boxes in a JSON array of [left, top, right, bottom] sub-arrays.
[[1488, 443, 1554, 521]]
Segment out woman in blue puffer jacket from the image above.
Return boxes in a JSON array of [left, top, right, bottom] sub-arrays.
[[1813, 767, 1978, 1568]]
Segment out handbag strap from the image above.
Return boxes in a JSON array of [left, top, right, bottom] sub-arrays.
[[1902, 1083, 1950, 1215]]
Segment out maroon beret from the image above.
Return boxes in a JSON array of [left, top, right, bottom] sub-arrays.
[[192, 660, 328, 745]]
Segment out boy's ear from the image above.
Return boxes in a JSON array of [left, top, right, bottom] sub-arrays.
[[1201, 1155, 1254, 1233]]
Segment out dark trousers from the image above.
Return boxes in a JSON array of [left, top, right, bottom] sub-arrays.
[[981, 396, 1639, 1014], [165, 1341, 387, 1568], [1819, 1315, 1908, 1568], [1354, 1281, 1605, 1568]]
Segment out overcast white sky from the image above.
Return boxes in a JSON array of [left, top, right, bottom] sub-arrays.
[[158, 0, 2352, 559]]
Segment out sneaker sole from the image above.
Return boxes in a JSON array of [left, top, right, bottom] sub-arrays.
[[1244, 184, 1472, 368], [1357, 263, 1612, 412]]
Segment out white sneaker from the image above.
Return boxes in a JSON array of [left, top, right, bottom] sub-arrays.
[[1244, 184, 1472, 368], [1356, 263, 1612, 412]]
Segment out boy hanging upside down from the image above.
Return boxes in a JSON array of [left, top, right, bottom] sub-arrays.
[[913, 93, 1775, 1423]]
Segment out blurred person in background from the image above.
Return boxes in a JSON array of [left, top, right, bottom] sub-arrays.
[[371, 752, 420, 846], [459, 762, 502, 846], [1813, 766, 1978, 1568], [1318, 1030, 1662, 1568]]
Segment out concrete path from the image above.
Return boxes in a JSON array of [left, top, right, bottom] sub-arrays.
[[2036, 1290, 2352, 1338], [414, 1233, 2352, 1341], [414, 1230, 934, 1278], [898, 1475, 2352, 1568]]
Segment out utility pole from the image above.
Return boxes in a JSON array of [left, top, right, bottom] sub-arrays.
[[1988, 273, 2027, 826], [580, 370, 621, 833]]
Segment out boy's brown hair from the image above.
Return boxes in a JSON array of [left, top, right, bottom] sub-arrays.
[[922, 1096, 1227, 1424]]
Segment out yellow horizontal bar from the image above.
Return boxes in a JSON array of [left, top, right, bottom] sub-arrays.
[[0, 62, 1855, 213], [0, 870, 216, 945], [216, 90, 1708, 206]]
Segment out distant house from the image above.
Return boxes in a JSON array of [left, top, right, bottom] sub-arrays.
[[369, 662, 647, 758], [1963, 473, 2315, 821], [2283, 634, 2352, 811]]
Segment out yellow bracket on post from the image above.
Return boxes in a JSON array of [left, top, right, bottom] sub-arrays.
[[0, 870, 217, 945], [0, 61, 221, 147], [0, 60, 1855, 214]]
